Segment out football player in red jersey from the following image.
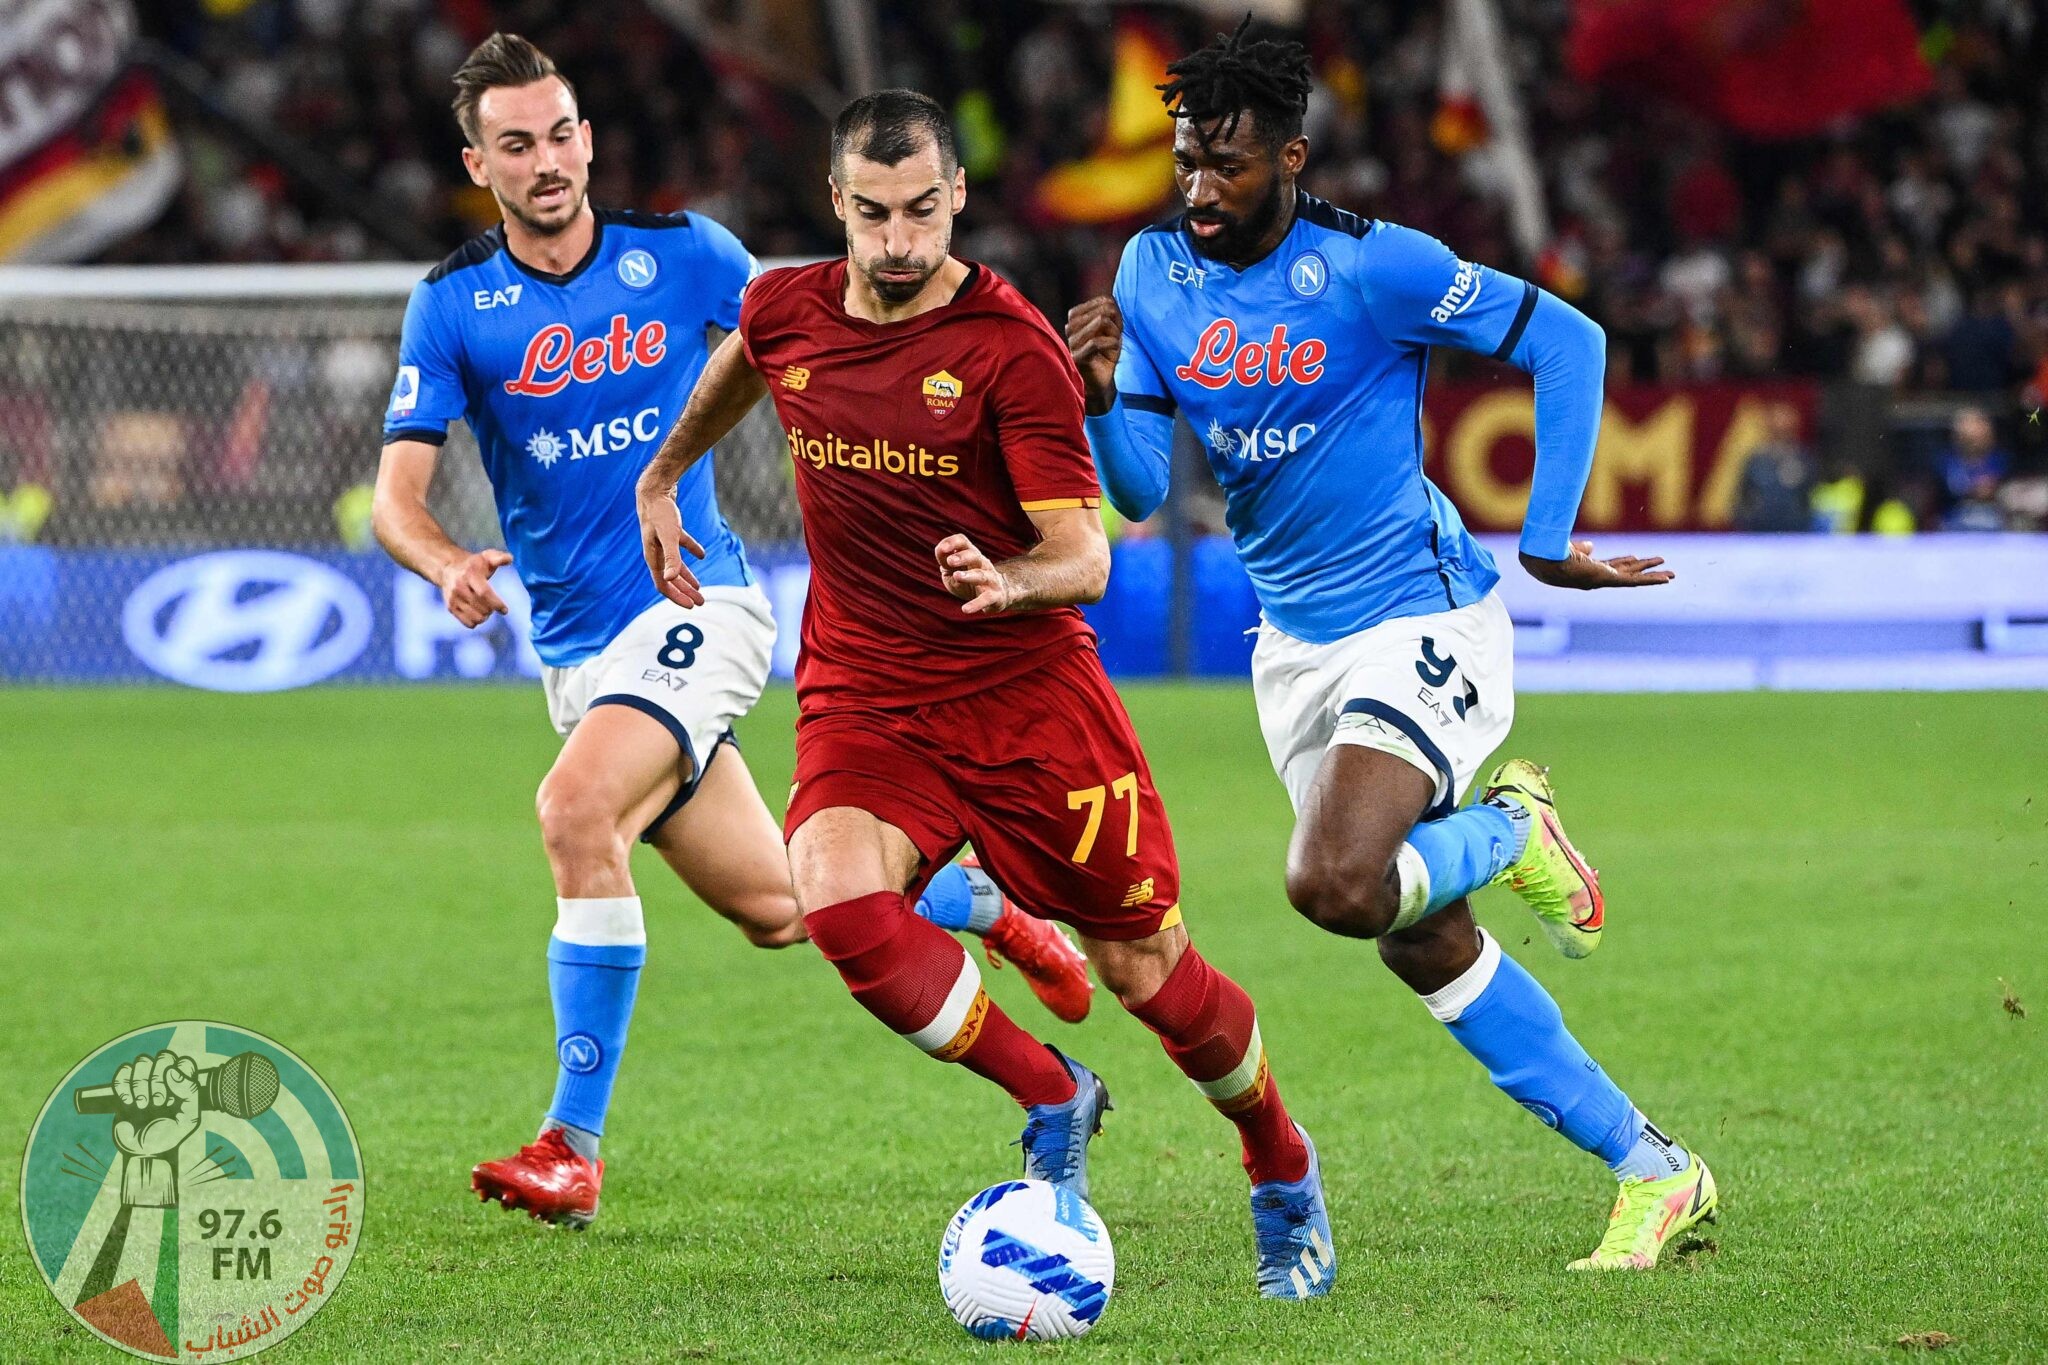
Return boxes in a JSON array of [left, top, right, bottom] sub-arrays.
[[634, 90, 1335, 1299]]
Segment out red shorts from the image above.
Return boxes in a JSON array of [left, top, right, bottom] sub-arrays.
[[785, 643, 1182, 941]]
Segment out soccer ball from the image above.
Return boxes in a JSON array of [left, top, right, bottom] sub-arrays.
[[938, 1180, 1114, 1341]]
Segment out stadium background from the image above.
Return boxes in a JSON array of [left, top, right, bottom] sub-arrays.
[[1, 1, 2043, 1360]]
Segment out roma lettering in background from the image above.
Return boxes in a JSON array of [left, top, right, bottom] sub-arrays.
[[1422, 381, 1819, 532]]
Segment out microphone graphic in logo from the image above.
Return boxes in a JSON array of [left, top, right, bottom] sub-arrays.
[[22, 1023, 364, 1361], [72, 1050, 281, 1120]]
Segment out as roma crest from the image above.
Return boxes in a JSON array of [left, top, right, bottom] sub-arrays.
[[922, 369, 963, 420]]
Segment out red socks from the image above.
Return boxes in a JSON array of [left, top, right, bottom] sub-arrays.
[[1129, 948, 1310, 1185], [804, 892, 1074, 1108]]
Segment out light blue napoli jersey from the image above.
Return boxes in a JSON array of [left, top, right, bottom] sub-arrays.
[[383, 208, 757, 667], [1112, 194, 1546, 643]]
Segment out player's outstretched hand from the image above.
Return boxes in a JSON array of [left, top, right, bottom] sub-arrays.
[[936, 534, 1011, 615], [438, 548, 513, 627], [1065, 295, 1123, 417], [636, 487, 706, 609], [1519, 540, 1675, 590]]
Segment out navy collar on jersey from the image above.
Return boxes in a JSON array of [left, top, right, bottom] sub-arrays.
[[498, 209, 606, 287], [1168, 189, 1369, 274]]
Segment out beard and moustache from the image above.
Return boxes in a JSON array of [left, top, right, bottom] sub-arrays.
[[500, 175, 585, 236], [1185, 173, 1288, 265], [854, 225, 952, 305]]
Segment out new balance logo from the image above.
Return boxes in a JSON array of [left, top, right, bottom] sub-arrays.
[[1121, 879, 1154, 907], [782, 366, 810, 391], [1287, 1227, 1334, 1298]]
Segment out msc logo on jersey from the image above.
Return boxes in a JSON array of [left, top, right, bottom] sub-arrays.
[[527, 429, 566, 468], [1205, 419, 1317, 462], [1431, 259, 1483, 323], [528, 407, 663, 468], [1289, 251, 1329, 299], [782, 365, 810, 391], [388, 365, 419, 415], [1174, 320, 1327, 390], [616, 248, 658, 289], [922, 369, 963, 420], [504, 315, 668, 397]]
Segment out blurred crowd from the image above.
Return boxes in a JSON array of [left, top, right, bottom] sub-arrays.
[[111, 0, 2048, 531]]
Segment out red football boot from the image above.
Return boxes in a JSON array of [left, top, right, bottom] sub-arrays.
[[968, 858, 1095, 1024], [471, 1128, 603, 1229]]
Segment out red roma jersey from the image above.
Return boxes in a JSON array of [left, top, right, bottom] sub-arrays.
[[739, 259, 1103, 710]]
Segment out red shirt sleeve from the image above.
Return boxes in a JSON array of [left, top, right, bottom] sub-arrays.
[[737, 264, 794, 371], [994, 319, 1102, 512]]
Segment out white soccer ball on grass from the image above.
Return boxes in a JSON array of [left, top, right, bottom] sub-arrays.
[[938, 1179, 1114, 1341]]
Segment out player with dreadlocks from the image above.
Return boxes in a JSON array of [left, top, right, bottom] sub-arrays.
[[1068, 18, 1721, 1273]]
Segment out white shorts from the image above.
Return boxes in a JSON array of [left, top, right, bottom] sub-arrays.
[[1252, 592, 1515, 820], [541, 586, 775, 827]]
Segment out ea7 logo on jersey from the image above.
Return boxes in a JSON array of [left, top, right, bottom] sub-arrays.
[[1174, 320, 1327, 390], [505, 315, 667, 397], [473, 283, 523, 310], [1430, 260, 1483, 323]]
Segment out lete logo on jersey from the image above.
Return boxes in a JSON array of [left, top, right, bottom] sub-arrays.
[[504, 315, 667, 397], [1174, 320, 1326, 390]]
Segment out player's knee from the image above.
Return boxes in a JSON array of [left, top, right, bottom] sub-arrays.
[[1284, 853, 1399, 939], [739, 918, 806, 949], [727, 893, 807, 950], [801, 890, 904, 965], [1093, 953, 1162, 1011], [535, 776, 629, 871]]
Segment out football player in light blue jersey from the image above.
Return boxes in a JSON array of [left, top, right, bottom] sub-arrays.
[[1069, 20, 1716, 1271], [373, 33, 1090, 1229]]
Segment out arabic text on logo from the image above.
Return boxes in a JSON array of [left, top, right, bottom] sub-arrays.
[[20, 1021, 364, 1361]]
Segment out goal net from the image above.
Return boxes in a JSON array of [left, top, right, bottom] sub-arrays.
[[0, 263, 804, 556]]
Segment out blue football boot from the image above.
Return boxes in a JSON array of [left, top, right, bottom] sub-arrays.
[[1251, 1125, 1335, 1299], [1016, 1048, 1111, 1202]]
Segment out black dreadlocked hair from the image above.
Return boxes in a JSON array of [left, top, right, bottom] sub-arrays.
[[1157, 14, 1313, 150]]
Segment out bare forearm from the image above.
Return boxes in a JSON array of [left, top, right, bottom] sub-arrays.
[[993, 535, 1110, 611], [372, 489, 466, 585], [640, 331, 766, 494]]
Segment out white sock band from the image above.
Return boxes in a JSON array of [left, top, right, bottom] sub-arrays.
[[903, 953, 985, 1055], [1422, 928, 1502, 1022], [1388, 842, 1432, 933], [1191, 1020, 1266, 1106], [553, 896, 646, 947]]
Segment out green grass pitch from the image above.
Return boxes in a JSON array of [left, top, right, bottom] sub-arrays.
[[2, 685, 2043, 1361]]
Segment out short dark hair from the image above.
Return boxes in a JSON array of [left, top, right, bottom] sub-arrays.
[[1158, 15, 1313, 150], [451, 32, 577, 147], [830, 89, 956, 179]]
